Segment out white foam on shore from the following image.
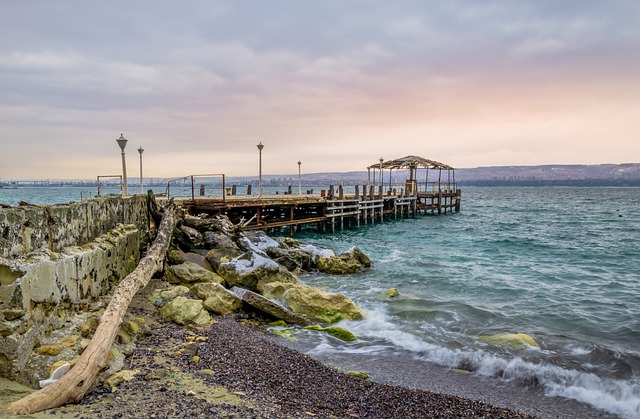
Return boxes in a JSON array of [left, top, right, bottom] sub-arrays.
[[314, 305, 640, 418]]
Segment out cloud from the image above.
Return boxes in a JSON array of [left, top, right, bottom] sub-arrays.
[[0, 1, 638, 180]]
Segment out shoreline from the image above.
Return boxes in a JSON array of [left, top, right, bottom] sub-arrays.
[[276, 333, 618, 419], [0, 282, 621, 418]]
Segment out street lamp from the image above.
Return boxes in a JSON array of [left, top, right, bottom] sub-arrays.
[[138, 146, 144, 195], [379, 157, 384, 194], [116, 134, 128, 196], [257, 142, 264, 197], [297, 160, 302, 195]]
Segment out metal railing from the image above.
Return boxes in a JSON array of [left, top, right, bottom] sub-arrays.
[[165, 174, 226, 202], [96, 175, 123, 197]]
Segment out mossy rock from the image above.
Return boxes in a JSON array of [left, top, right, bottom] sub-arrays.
[[164, 262, 224, 285], [158, 296, 213, 326], [479, 333, 539, 350], [383, 288, 399, 298], [35, 344, 64, 356], [305, 325, 357, 342], [146, 285, 190, 304], [283, 285, 365, 324], [345, 370, 369, 379]]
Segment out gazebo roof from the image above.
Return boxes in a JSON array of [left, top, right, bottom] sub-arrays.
[[367, 155, 454, 170]]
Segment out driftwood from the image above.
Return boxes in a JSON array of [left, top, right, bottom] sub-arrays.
[[7, 201, 179, 415]]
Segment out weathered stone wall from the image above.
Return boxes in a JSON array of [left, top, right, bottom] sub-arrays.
[[0, 195, 150, 384]]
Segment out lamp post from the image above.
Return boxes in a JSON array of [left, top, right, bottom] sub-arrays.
[[138, 146, 144, 195], [116, 134, 128, 196], [297, 160, 302, 195], [257, 142, 264, 197], [379, 157, 384, 195]]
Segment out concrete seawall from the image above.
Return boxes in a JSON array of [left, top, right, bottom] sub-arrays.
[[0, 195, 150, 385]]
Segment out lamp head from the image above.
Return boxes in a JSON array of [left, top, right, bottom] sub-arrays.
[[138, 146, 144, 155], [257, 142, 264, 151], [116, 134, 128, 151]]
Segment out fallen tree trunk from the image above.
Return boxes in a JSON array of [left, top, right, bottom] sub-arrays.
[[7, 201, 179, 415]]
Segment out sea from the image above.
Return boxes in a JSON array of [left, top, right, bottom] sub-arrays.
[[2, 185, 639, 417]]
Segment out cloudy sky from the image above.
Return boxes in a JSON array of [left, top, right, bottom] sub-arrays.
[[1, 1, 639, 180]]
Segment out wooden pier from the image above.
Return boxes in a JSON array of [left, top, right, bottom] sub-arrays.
[[165, 155, 461, 234]]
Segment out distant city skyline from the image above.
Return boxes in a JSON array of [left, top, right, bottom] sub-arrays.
[[1, 1, 639, 180]]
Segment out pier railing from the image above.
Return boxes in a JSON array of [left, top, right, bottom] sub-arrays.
[[165, 174, 226, 201], [96, 175, 123, 197]]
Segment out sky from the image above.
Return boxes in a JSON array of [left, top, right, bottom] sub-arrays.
[[1, 1, 639, 180]]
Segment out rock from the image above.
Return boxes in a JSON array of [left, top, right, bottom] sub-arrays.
[[158, 296, 213, 326], [315, 247, 372, 274], [183, 252, 215, 272], [261, 281, 298, 300], [104, 369, 139, 391], [197, 369, 215, 377], [345, 370, 369, 379], [231, 287, 311, 326], [203, 231, 238, 250], [164, 262, 225, 286], [146, 285, 190, 305], [190, 282, 242, 315], [205, 247, 244, 272], [283, 285, 366, 323], [179, 225, 204, 248], [265, 247, 315, 273], [304, 325, 357, 341], [479, 333, 540, 349], [218, 252, 302, 293], [3, 309, 25, 321], [277, 237, 302, 249], [35, 344, 64, 356], [80, 316, 100, 337], [384, 288, 399, 298], [167, 248, 187, 265]]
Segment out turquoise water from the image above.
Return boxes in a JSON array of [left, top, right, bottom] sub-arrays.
[[3, 186, 639, 416], [294, 187, 640, 418]]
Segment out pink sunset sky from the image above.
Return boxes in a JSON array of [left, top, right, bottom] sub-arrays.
[[1, 1, 639, 180]]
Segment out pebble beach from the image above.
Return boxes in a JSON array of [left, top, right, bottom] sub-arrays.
[[1, 291, 619, 418]]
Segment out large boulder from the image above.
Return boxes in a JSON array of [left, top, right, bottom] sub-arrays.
[[157, 296, 213, 326], [282, 284, 366, 323], [217, 252, 302, 293], [164, 262, 225, 286], [190, 282, 242, 315], [232, 287, 311, 326], [315, 247, 371, 275]]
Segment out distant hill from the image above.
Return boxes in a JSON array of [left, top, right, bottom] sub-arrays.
[[210, 163, 640, 187], [455, 163, 640, 187]]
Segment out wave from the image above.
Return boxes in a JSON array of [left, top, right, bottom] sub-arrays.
[[328, 307, 640, 418]]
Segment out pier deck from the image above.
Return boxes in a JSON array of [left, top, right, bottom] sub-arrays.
[[173, 188, 460, 233]]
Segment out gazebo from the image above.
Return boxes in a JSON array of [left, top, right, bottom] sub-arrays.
[[367, 155, 457, 196]]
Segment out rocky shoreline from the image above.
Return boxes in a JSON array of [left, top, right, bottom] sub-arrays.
[[1, 279, 617, 418], [1, 209, 619, 418]]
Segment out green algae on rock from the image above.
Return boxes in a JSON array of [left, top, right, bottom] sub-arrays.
[[304, 325, 357, 342], [479, 333, 540, 350]]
